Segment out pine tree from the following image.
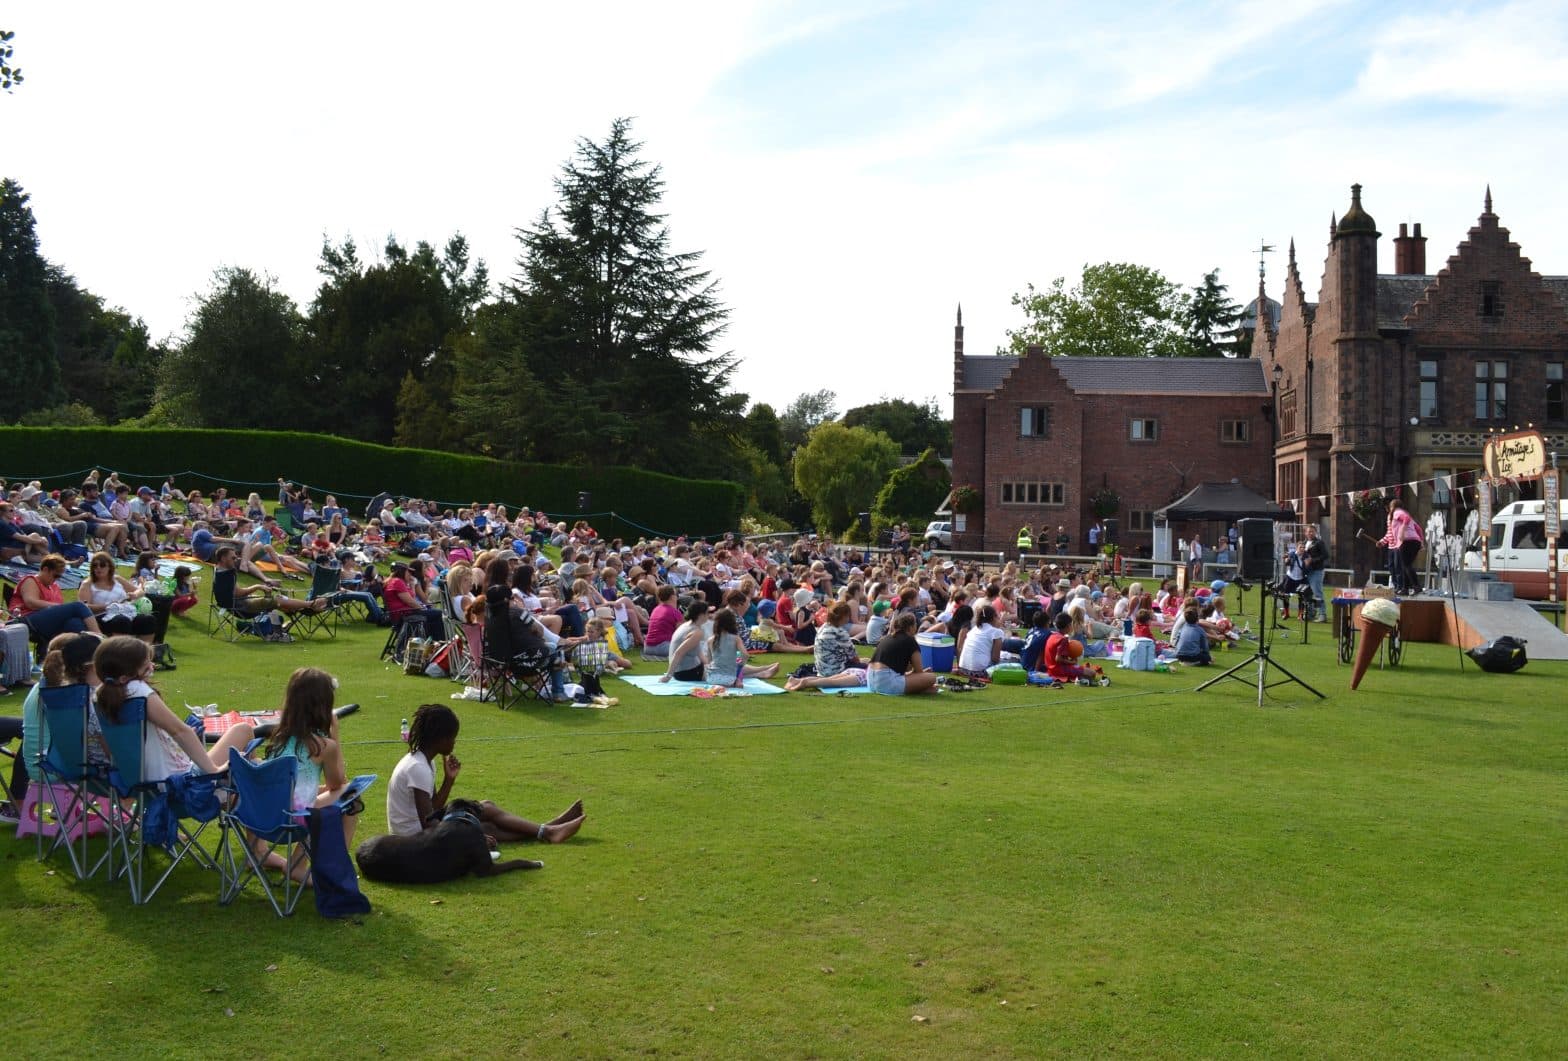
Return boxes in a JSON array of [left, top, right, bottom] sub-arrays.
[[0, 178, 63, 419], [1185, 268, 1242, 357], [456, 118, 735, 472]]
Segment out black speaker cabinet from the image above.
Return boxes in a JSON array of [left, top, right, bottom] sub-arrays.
[[1102, 518, 1118, 544], [1238, 518, 1275, 581]]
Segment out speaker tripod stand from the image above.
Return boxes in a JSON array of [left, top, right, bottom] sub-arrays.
[[1197, 581, 1325, 708]]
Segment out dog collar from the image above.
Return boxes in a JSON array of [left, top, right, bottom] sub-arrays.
[[443, 808, 483, 831]]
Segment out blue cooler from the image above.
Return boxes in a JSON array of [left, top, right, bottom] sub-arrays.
[[916, 632, 955, 673]]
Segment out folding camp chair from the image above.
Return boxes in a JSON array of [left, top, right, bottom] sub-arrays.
[[482, 639, 556, 709], [217, 749, 375, 917], [96, 696, 225, 904], [292, 561, 344, 640], [448, 622, 478, 685], [380, 614, 425, 663], [208, 571, 294, 643], [31, 684, 117, 880]]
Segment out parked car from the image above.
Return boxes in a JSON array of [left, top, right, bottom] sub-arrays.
[[924, 520, 952, 549]]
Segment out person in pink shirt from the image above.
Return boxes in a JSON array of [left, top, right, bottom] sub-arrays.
[[1377, 499, 1424, 594], [641, 585, 681, 660]]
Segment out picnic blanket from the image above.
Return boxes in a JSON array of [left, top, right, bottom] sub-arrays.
[[200, 709, 281, 737], [2, 559, 90, 590], [618, 674, 786, 696], [114, 557, 197, 578]]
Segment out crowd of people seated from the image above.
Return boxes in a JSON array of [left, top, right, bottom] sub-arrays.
[[1, 472, 1258, 690]]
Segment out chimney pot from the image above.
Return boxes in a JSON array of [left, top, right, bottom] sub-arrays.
[[1392, 220, 1428, 275]]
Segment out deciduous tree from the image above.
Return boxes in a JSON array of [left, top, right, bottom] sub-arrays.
[[842, 397, 951, 456], [1003, 262, 1193, 358], [779, 389, 837, 453], [792, 421, 900, 537]]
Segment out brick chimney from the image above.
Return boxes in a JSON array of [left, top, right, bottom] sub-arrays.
[[1393, 222, 1427, 275]]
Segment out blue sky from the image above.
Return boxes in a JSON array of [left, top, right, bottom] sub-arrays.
[[7, 1, 1567, 415]]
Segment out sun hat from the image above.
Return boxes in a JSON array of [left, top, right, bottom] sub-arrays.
[[1055, 578, 1072, 590], [758, 599, 777, 618], [793, 588, 816, 609], [1210, 579, 1227, 593]]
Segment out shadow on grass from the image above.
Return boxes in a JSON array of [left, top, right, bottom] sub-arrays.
[[1, 829, 457, 1004]]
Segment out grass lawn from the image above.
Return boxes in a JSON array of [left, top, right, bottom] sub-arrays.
[[6, 587, 1567, 1058]]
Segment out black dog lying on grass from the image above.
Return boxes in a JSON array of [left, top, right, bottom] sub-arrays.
[[354, 799, 544, 883]]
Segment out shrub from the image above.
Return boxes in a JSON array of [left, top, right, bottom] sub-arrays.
[[0, 427, 743, 540]]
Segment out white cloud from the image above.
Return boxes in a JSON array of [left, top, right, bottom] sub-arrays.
[[1355, 0, 1568, 106]]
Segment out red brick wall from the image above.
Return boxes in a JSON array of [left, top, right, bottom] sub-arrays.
[[963, 350, 1273, 552], [950, 390, 989, 550]]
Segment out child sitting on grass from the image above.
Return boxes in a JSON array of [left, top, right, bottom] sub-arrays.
[[574, 617, 632, 679], [1172, 606, 1212, 665], [387, 703, 584, 844]]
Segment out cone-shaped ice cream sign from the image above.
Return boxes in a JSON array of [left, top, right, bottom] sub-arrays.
[[1350, 597, 1401, 690]]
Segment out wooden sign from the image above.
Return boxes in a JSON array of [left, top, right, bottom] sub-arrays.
[[1483, 430, 1547, 481]]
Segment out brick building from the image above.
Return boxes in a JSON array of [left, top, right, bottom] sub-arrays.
[[1254, 184, 1568, 571], [948, 312, 1274, 553]]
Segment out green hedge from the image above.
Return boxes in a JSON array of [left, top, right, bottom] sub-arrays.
[[0, 427, 744, 540]]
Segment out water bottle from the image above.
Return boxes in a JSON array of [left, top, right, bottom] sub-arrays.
[[400, 717, 409, 744]]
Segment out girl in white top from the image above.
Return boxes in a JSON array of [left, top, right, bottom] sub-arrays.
[[91, 636, 255, 781], [957, 605, 1008, 674]]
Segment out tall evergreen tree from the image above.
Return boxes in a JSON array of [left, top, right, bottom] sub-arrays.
[[0, 178, 63, 419], [156, 267, 303, 426], [47, 264, 164, 422], [304, 234, 488, 444], [455, 118, 735, 471], [1185, 268, 1242, 357]]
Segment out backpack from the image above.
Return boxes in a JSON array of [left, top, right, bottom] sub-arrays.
[[1467, 636, 1527, 673]]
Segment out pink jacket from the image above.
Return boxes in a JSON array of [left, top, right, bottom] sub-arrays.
[[1379, 508, 1422, 547]]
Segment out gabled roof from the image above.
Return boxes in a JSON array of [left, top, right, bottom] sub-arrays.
[[959, 355, 1018, 390], [958, 355, 1268, 396], [1377, 275, 1434, 330], [1376, 272, 1568, 330]]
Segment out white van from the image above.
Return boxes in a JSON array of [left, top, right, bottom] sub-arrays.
[[1467, 500, 1568, 600]]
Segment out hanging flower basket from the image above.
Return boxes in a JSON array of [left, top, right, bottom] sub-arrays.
[[1089, 486, 1121, 519], [951, 484, 982, 514], [1349, 490, 1381, 523]]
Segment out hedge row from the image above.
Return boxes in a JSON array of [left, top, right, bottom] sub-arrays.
[[0, 427, 745, 540]]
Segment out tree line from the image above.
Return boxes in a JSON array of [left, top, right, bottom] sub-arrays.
[[0, 121, 951, 537], [3, 111, 1246, 540]]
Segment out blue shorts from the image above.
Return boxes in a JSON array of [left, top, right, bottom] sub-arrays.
[[867, 666, 905, 695]]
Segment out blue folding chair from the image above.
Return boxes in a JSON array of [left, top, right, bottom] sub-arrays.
[[218, 748, 374, 917], [33, 684, 117, 880], [96, 696, 225, 904]]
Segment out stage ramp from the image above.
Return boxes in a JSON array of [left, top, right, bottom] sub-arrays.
[[1445, 599, 1568, 661]]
